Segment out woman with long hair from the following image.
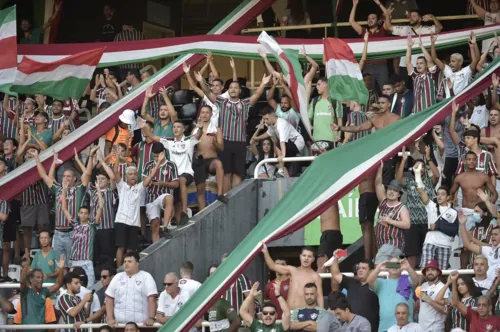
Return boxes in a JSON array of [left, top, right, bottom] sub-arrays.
[[250, 120, 277, 178], [282, 0, 311, 38], [435, 273, 481, 331]]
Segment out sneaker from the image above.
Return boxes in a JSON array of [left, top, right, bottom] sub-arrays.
[[139, 234, 151, 245], [217, 194, 228, 204], [179, 212, 189, 226], [276, 168, 285, 178], [0, 276, 12, 283], [167, 221, 178, 230], [160, 227, 172, 239]]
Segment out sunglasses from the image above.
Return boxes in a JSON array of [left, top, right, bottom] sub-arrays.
[[101, 275, 109, 279], [262, 311, 276, 316], [163, 282, 174, 286]]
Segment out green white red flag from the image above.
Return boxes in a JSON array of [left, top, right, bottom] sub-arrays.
[[258, 31, 312, 136], [324, 38, 369, 105], [0, 6, 17, 94], [12, 48, 105, 100]]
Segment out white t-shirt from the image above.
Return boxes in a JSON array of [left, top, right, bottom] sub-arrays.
[[470, 105, 489, 129], [424, 201, 457, 248], [160, 136, 199, 176], [157, 289, 191, 317], [179, 278, 201, 297], [105, 270, 158, 323], [391, 25, 436, 67], [56, 286, 101, 315], [115, 180, 146, 227], [255, 153, 276, 177], [418, 281, 450, 332], [443, 65, 472, 98], [266, 117, 305, 152], [388, 322, 424, 332], [473, 277, 494, 294], [481, 246, 500, 280]]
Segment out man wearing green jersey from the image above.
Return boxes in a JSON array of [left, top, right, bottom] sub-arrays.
[[206, 298, 241, 332], [240, 281, 290, 332]]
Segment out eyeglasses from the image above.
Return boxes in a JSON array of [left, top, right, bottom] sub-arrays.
[[262, 311, 276, 316], [163, 282, 174, 286], [101, 275, 109, 279]]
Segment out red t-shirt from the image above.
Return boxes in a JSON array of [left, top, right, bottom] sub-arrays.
[[361, 27, 387, 65], [263, 279, 290, 319], [466, 307, 500, 332]]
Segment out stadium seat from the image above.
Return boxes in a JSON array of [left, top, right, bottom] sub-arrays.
[[172, 89, 195, 106], [240, 87, 251, 99], [178, 103, 198, 121]]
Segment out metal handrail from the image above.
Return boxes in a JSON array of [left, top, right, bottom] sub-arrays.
[[0, 283, 54, 288], [0, 324, 163, 330], [320, 269, 474, 278], [253, 156, 316, 179], [241, 14, 480, 34]]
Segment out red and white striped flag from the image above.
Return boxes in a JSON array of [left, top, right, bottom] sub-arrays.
[[0, 6, 17, 94], [12, 48, 105, 100]]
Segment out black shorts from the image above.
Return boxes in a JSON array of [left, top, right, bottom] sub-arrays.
[[359, 192, 379, 223], [174, 173, 194, 201], [94, 229, 116, 263], [115, 223, 139, 251], [221, 140, 246, 176], [317, 230, 343, 258], [404, 224, 428, 257], [4, 200, 19, 242], [193, 157, 217, 185], [284, 141, 299, 158]]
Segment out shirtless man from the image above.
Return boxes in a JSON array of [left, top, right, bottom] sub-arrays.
[[262, 243, 323, 309], [192, 105, 225, 210], [451, 151, 498, 224], [332, 94, 401, 185]]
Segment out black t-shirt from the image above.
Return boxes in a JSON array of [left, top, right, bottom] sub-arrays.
[[340, 276, 379, 332], [98, 17, 119, 42]]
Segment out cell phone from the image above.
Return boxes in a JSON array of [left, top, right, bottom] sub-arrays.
[[336, 249, 347, 258], [386, 262, 401, 269]]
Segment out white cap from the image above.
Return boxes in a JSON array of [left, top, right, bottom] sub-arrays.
[[119, 109, 135, 125]]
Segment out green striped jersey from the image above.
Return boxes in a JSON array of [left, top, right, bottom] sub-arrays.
[[58, 293, 86, 332], [216, 96, 251, 142], [70, 219, 96, 261], [49, 115, 75, 134], [88, 186, 116, 230], [132, 141, 154, 182], [51, 183, 87, 228], [143, 160, 178, 204], [21, 180, 48, 206]]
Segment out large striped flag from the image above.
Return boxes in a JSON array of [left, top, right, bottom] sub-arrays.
[[161, 54, 500, 332], [12, 48, 105, 100], [0, 6, 17, 94], [324, 38, 369, 105], [258, 31, 312, 135]]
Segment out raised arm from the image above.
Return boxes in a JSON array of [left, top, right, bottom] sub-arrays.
[[478, 188, 498, 218], [375, 162, 387, 202], [492, 74, 500, 110], [485, 175, 498, 203], [32, 150, 54, 188], [267, 78, 278, 110], [418, 36, 435, 68], [280, 78, 298, 111], [334, 117, 374, 133], [359, 31, 369, 70], [468, 32, 479, 75], [142, 152, 163, 187], [229, 57, 238, 83], [395, 147, 407, 184], [469, 0, 488, 18], [366, 261, 385, 289], [430, 34, 445, 71], [137, 118, 160, 142], [240, 282, 259, 327], [435, 276, 452, 303], [422, 14, 442, 33], [328, 249, 344, 284], [183, 63, 208, 99], [458, 211, 482, 254], [41, 2, 62, 32], [48, 254, 66, 295], [74, 148, 91, 186], [301, 46, 319, 84], [140, 86, 156, 123], [194, 70, 216, 103], [61, 183, 73, 223], [249, 75, 271, 106], [448, 101, 462, 145], [261, 243, 295, 275], [348, 0, 363, 35], [95, 184, 104, 225], [450, 272, 469, 315], [207, 51, 219, 79], [258, 49, 280, 78]]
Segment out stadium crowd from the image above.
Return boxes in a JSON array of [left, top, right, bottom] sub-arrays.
[[3, 0, 500, 331]]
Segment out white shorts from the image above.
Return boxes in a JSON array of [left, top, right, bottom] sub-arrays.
[[145, 193, 172, 221]]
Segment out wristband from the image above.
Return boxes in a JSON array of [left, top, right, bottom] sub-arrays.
[[275, 294, 281, 298]]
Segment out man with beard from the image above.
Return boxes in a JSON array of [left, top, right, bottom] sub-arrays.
[[50, 100, 76, 142], [262, 244, 323, 309], [417, 260, 450, 331], [240, 281, 291, 332], [58, 272, 94, 329], [290, 283, 325, 331], [141, 86, 177, 138], [327, 251, 379, 332], [267, 76, 300, 130], [384, 9, 443, 77], [349, 0, 390, 92], [19, 3, 61, 44]]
